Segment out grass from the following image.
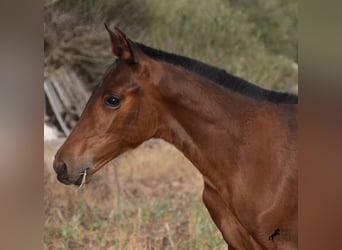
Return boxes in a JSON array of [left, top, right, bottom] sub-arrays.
[[44, 139, 226, 249]]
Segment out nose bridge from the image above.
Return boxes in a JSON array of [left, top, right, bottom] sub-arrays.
[[55, 134, 81, 164], [54, 140, 66, 165], [57, 110, 92, 154], [53, 141, 73, 184], [54, 127, 82, 167], [53, 97, 101, 184], [54, 118, 97, 168]]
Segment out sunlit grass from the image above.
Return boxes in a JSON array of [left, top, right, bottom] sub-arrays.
[[45, 196, 226, 249], [44, 139, 226, 249]]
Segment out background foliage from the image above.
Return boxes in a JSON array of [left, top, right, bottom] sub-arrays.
[[44, 0, 297, 92]]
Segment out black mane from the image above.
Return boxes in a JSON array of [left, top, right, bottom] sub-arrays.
[[137, 43, 298, 104]]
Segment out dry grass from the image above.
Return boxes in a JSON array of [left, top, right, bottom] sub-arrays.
[[44, 139, 226, 249]]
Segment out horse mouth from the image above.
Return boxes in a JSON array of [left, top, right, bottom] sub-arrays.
[[72, 158, 111, 186], [73, 168, 90, 186]]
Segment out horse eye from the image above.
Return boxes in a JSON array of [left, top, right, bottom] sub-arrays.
[[104, 95, 121, 107]]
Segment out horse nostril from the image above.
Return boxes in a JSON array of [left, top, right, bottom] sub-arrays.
[[53, 160, 68, 178]]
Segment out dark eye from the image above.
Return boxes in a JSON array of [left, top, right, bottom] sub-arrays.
[[104, 95, 121, 107]]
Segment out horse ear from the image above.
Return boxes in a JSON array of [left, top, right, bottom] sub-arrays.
[[104, 23, 137, 63]]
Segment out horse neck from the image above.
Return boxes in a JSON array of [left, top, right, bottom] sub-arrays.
[[152, 62, 259, 183]]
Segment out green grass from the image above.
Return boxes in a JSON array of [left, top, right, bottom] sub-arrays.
[[44, 194, 225, 249]]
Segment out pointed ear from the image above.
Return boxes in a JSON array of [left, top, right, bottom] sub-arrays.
[[104, 23, 137, 63]]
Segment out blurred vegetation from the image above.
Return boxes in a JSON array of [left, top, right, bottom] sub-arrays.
[[230, 0, 297, 61], [44, 0, 297, 92], [45, 196, 225, 249]]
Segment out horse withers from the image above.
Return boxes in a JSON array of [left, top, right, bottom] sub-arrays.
[[53, 24, 298, 249]]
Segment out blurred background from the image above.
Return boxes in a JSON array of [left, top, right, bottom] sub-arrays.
[[44, 0, 297, 249]]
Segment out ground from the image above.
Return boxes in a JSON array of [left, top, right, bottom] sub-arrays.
[[44, 138, 226, 249]]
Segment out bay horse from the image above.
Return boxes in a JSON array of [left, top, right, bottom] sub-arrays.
[[53, 24, 298, 249]]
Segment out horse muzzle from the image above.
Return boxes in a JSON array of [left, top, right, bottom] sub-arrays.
[[53, 159, 89, 186]]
